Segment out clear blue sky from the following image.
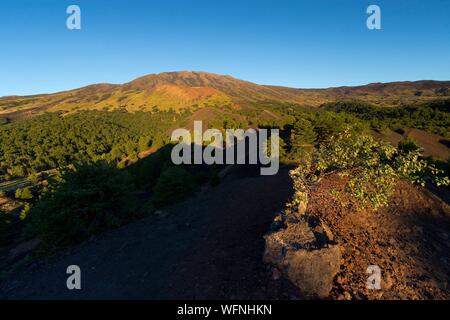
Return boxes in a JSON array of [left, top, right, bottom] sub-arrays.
[[0, 0, 449, 96]]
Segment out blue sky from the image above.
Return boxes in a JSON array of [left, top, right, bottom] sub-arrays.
[[0, 0, 449, 96]]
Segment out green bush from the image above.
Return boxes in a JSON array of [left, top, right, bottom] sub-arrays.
[[152, 167, 197, 208], [398, 138, 420, 153], [289, 128, 449, 209], [15, 187, 33, 200], [26, 163, 136, 248]]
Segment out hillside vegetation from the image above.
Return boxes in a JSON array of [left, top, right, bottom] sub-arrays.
[[1, 72, 449, 122]]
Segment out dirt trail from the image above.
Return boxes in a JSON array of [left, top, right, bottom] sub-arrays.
[[0, 166, 294, 299]]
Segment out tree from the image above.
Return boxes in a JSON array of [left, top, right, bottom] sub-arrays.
[[291, 118, 317, 146], [152, 167, 197, 208], [138, 136, 152, 152], [15, 187, 34, 200], [27, 163, 136, 248]]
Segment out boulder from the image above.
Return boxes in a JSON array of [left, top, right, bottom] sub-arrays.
[[264, 214, 341, 298], [283, 244, 341, 298]]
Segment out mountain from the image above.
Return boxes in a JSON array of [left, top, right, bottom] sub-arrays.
[[0, 71, 449, 121]]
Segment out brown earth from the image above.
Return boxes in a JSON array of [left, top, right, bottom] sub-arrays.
[[306, 175, 450, 300], [405, 128, 450, 160], [375, 128, 450, 161]]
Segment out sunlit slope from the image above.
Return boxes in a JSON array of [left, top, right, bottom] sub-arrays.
[[0, 71, 449, 121]]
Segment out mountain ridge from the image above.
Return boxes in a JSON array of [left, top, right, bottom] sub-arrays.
[[1, 71, 449, 121]]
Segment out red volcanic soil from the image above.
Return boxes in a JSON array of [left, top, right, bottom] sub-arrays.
[[307, 174, 450, 300], [374, 128, 450, 161]]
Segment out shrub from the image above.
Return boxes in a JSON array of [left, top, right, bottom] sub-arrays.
[[15, 187, 33, 200], [289, 128, 449, 209], [19, 203, 31, 221], [398, 138, 420, 153], [152, 167, 197, 208], [26, 163, 136, 248]]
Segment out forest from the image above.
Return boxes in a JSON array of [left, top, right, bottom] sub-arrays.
[[0, 109, 189, 181], [322, 99, 450, 138]]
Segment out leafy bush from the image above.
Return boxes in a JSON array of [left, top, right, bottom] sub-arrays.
[[152, 167, 197, 208], [289, 128, 449, 209], [19, 203, 31, 221], [398, 138, 419, 153], [312, 111, 368, 143], [15, 187, 33, 200], [26, 163, 136, 248]]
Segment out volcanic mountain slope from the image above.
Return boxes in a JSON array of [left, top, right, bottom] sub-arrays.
[[0, 71, 449, 121]]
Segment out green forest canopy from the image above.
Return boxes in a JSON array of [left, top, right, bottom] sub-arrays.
[[0, 110, 187, 181]]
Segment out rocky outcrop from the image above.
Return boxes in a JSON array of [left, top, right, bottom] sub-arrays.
[[264, 207, 341, 298]]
